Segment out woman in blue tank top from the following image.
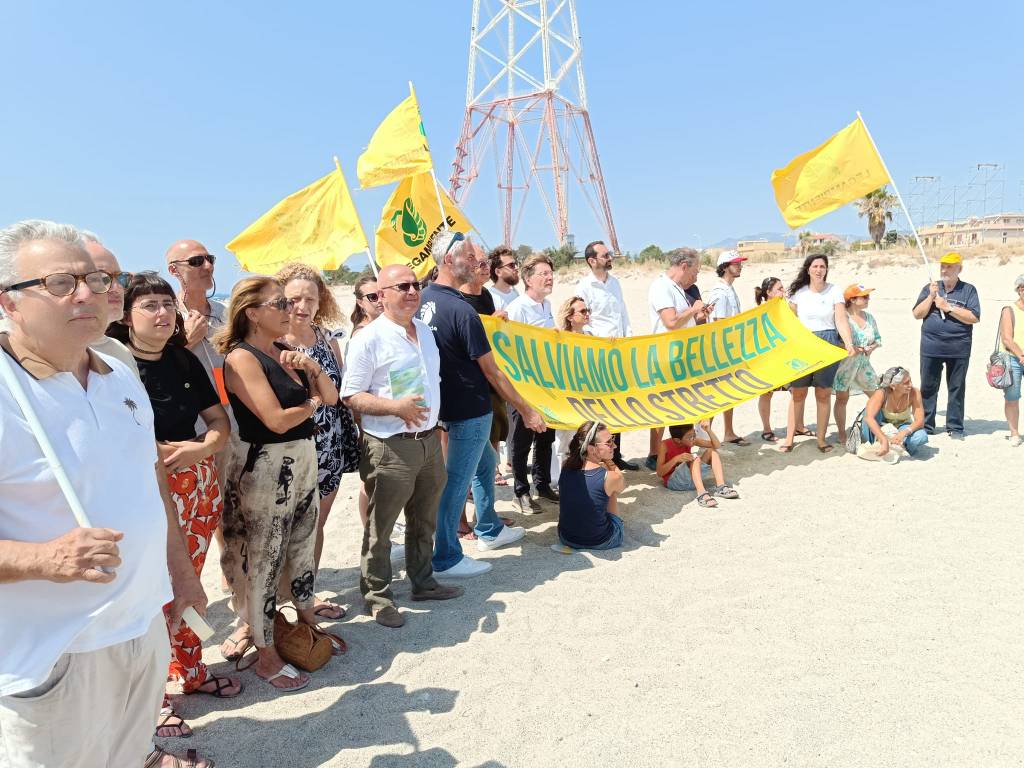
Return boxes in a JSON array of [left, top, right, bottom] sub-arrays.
[[557, 421, 626, 550]]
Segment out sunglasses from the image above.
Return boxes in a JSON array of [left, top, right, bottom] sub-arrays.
[[575, 307, 591, 315], [444, 231, 466, 257], [359, 291, 381, 303], [499, 261, 519, 270], [2, 270, 113, 297], [380, 282, 421, 294], [259, 297, 295, 311], [171, 254, 216, 268]]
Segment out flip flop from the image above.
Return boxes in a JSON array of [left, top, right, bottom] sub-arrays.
[[494, 471, 508, 486], [818, 443, 834, 453], [313, 601, 346, 620], [760, 431, 778, 443], [726, 437, 751, 446], [220, 632, 253, 662], [777, 444, 794, 453], [258, 663, 310, 693], [794, 428, 813, 437]]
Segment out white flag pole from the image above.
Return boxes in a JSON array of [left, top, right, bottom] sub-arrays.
[[363, 247, 379, 278]]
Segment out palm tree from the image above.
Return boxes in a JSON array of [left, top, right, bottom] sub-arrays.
[[797, 230, 813, 257], [856, 187, 898, 249]]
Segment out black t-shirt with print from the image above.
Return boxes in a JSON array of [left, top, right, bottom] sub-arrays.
[[136, 346, 220, 441]]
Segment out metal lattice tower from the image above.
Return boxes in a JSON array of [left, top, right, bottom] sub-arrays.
[[449, 0, 618, 251]]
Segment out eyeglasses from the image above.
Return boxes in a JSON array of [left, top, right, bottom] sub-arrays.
[[358, 291, 381, 303], [170, 254, 216, 268], [133, 298, 177, 315], [259, 297, 295, 311], [574, 307, 591, 315], [444, 232, 466, 257], [532, 270, 554, 278], [380, 282, 421, 294], [2, 270, 113, 297]]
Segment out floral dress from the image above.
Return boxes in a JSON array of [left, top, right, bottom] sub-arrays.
[[833, 311, 881, 394], [296, 326, 360, 497]]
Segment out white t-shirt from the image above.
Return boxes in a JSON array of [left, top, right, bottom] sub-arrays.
[[790, 283, 844, 332], [576, 272, 631, 337], [706, 278, 742, 321], [340, 315, 442, 439], [0, 342, 172, 696], [648, 274, 694, 333], [487, 285, 520, 311], [506, 294, 555, 328]]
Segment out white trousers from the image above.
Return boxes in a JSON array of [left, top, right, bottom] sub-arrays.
[[0, 614, 168, 768]]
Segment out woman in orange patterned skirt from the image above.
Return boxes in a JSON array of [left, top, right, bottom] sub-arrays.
[[108, 272, 243, 739]]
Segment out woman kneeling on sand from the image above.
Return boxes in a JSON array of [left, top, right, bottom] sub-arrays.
[[657, 421, 739, 507], [557, 422, 626, 550], [859, 366, 929, 459]]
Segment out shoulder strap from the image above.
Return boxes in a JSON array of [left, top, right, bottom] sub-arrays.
[[996, 306, 1013, 353]]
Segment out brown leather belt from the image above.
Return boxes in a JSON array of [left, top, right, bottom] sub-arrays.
[[393, 425, 440, 440]]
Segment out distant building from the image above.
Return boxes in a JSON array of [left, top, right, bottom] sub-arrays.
[[918, 213, 1024, 248], [737, 239, 786, 258]]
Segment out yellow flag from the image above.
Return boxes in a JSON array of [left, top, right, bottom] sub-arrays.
[[357, 88, 433, 188], [771, 116, 890, 228], [375, 172, 473, 280], [227, 161, 368, 273]]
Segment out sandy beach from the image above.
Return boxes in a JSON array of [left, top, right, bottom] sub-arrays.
[[171, 252, 1024, 767]]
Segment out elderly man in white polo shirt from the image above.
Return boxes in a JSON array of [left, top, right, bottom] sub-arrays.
[[577, 239, 638, 471], [505, 252, 559, 512], [706, 249, 750, 445], [0, 220, 209, 768], [342, 263, 463, 629]]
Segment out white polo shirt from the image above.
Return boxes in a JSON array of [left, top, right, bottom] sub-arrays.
[[706, 278, 742, 321], [340, 314, 441, 439], [0, 335, 171, 696], [487, 285, 519, 311], [649, 274, 694, 333], [506, 293, 555, 328], [576, 272, 631, 337]]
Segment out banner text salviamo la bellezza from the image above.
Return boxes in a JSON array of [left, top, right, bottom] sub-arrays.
[[480, 299, 846, 430]]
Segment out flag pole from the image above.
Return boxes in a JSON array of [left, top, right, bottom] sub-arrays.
[[408, 80, 450, 232], [363, 247, 379, 278], [333, 155, 378, 278]]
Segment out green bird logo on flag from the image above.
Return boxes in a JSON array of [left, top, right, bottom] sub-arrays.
[[390, 197, 427, 247]]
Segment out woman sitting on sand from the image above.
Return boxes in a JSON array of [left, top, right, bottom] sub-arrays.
[[557, 421, 625, 550], [215, 277, 344, 693], [656, 421, 739, 507], [107, 273, 243, 739], [859, 366, 929, 459]]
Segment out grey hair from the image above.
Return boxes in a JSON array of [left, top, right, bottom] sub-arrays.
[[1015, 274, 1024, 290], [79, 229, 102, 244], [0, 219, 84, 291], [430, 230, 468, 264], [668, 248, 699, 268]]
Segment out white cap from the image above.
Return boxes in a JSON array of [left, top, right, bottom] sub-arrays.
[[716, 250, 747, 268]]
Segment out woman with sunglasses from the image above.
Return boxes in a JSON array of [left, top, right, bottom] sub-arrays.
[[556, 421, 626, 551], [214, 277, 342, 693], [859, 366, 928, 459], [105, 272, 242, 738], [276, 263, 359, 620], [350, 275, 384, 335], [832, 284, 882, 439], [549, 296, 595, 478]]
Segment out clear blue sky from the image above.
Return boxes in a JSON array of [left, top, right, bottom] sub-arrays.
[[2, 1, 1019, 286]]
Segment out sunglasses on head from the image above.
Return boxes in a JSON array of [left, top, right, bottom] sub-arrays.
[[381, 281, 421, 294], [444, 231, 466, 257], [171, 254, 216, 268], [2, 270, 113, 297]]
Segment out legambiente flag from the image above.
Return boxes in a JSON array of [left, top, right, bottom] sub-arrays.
[[375, 172, 473, 280], [771, 116, 890, 228], [227, 161, 368, 273], [357, 88, 434, 188]]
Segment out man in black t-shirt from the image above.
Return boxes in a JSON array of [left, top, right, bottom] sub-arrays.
[[418, 233, 545, 579], [911, 252, 980, 438]]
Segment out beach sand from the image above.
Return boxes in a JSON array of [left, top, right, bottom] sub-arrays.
[[173, 253, 1024, 767]]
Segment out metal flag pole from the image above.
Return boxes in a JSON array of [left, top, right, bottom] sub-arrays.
[[332, 155, 377, 277], [408, 80, 450, 231]]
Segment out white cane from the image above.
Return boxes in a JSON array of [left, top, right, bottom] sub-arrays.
[[0, 344, 213, 640]]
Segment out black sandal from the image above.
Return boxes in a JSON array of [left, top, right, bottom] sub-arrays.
[[155, 711, 192, 739], [185, 673, 243, 699], [696, 492, 718, 508], [760, 431, 777, 443]]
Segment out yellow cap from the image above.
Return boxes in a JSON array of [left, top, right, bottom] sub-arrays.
[[939, 252, 962, 264]]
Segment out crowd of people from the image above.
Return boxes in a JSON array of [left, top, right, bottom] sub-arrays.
[[1, 217, 1021, 767]]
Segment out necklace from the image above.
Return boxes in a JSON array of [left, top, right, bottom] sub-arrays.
[[128, 331, 165, 357]]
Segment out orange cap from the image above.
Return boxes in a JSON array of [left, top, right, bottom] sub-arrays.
[[843, 283, 874, 301]]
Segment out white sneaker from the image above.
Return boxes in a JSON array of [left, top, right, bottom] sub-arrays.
[[390, 543, 406, 561], [435, 556, 492, 578], [476, 525, 526, 552]]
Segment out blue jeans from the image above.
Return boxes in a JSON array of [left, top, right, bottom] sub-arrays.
[[560, 513, 624, 551], [1004, 356, 1023, 402], [860, 420, 929, 456], [666, 460, 710, 492], [433, 412, 504, 571]]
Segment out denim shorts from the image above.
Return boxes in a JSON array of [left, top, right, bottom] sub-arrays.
[[789, 329, 842, 389], [560, 513, 624, 551], [1004, 356, 1023, 402], [666, 459, 709, 492]]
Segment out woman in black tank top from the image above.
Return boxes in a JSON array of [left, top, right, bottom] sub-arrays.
[[213, 277, 343, 693]]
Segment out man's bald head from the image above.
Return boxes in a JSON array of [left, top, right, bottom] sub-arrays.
[[164, 239, 209, 266], [165, 239, 214, 295], [377, 264, 421, 325], [378, 264, 414, 286]]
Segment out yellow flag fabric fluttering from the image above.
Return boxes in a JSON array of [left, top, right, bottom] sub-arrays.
[[771, 116, 890, 228], [375, 172, 473, 280], [357, 89, 433, 188], [227, 162, 367, 273]]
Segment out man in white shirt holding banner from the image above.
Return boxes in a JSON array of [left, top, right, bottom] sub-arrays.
[[705, 250, 750, 445]]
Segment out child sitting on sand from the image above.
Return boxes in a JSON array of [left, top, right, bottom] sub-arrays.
[[656, 421, 739, 507]]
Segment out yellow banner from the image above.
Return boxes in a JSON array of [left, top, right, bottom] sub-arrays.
[[375, 171, 473, 280], [227, 161, 367, 273], [357, 87, 434, 188], [480, 299, 846, 430], [771, 116, 890, 228]]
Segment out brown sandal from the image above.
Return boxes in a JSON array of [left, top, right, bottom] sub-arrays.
[[155, 711, 192, 738], [185, 673, 243, 699], [145, 746, 214, 768]]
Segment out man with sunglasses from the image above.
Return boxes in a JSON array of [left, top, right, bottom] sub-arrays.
[[0, 220, 210, 768], [80, 231, 138, 376], [165, 240, 225, 388], [577, 240, 639, 471], [419, 232, 543, 578], [486, 245, 521, 312]]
